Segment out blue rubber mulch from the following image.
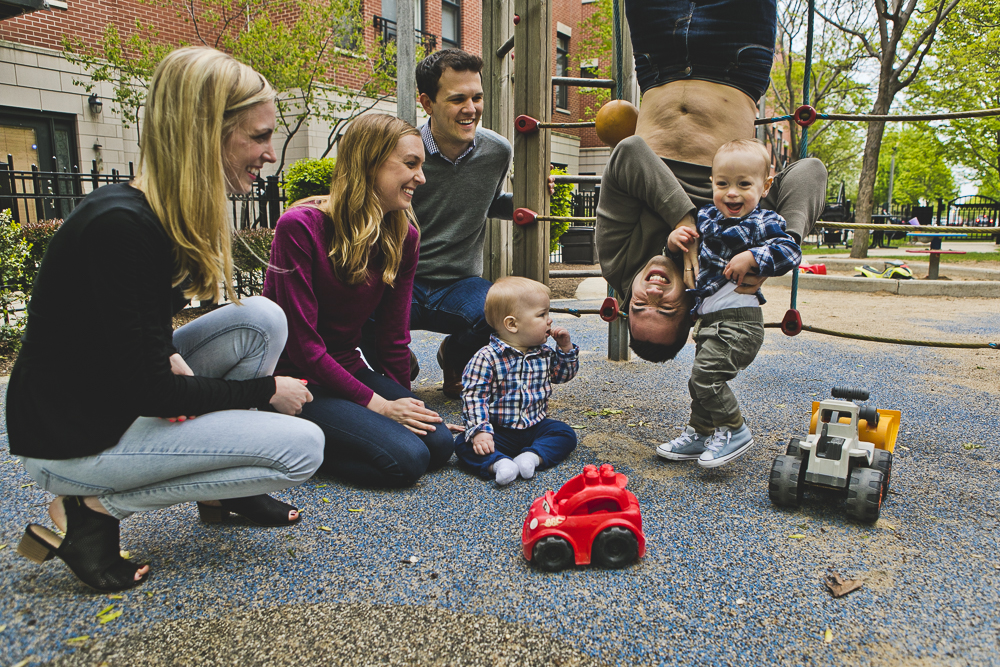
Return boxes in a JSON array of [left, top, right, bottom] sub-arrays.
[[1, 298, 998, 665]]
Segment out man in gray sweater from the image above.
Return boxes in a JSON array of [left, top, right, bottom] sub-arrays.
[[410, 49, 514, 398]]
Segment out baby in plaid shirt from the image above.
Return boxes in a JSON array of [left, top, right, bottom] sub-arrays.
[[455, 277, 580, 486], [658, 139, 801, 468]]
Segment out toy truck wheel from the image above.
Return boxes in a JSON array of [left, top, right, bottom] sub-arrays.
[[591, 526, 639, 569], [768, 455, 805, 507], [532, 536, 574, 572], [872, 449, 893, 494], [845, 467, 884, 523], [785, 438, 806, 460]]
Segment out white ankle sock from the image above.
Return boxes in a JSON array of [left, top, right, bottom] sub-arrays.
[[513, 452, 541, 479], [492, 458, 519, 486]]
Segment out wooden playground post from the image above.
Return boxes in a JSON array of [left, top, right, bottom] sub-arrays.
[[481, 0, 515, 282], [512, 0, 552, 284]]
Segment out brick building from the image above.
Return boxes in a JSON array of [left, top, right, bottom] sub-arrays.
[[1, 0, 603, 193]]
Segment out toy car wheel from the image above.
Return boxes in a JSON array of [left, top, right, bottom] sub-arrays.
[[532, 536, 574, 572], [872, 449, 893, 494], [768, 455, 805, 507], [845, 467, 884, 523], [591, 526, 639, 569]]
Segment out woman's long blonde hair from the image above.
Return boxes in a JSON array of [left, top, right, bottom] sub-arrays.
[[134, 46, 275, 303], [295, 113, 419, 287]]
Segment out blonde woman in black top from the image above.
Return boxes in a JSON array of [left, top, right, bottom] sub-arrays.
[[8, 47, 324, 592]]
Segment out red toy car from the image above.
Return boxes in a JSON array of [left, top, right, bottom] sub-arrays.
[[522, 463, 645, 571]]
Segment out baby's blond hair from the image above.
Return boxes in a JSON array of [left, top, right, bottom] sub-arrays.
[[484, 276, 550, 331], [714, 139, 772, 180]]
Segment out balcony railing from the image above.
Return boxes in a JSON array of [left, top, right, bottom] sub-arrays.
[[373, 15, 438, 54]]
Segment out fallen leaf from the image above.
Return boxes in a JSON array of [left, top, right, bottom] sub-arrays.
[[348, 508, 363, 512], [315, 484, 328, 488], [0, 545, 7, 551], [962, 443, 983, 450], [108, 595, 123, 600], [12, 660, 30, 667], [318, 526, 332, 532], [120, 550, 131, 559], [570, 425, 587, 429], [98, 610, 122, 624], [96, 604, 115, 617], [0, 624, 6, 632], [19, 483, 35, 489], [824, 629, 833, 643], [322, 498, 330, 503], [788, 534, 807, 539], [66, 636, 90, 643], [825, 572, 864, 598]]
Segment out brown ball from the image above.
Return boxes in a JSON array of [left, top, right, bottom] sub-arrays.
[[595, 100, 639, 147]]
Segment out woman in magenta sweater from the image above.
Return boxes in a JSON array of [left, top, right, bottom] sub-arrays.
[[263, 114, 454, 486]]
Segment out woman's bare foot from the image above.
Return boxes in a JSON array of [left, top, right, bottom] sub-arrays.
[[48, 496, 149, 582]]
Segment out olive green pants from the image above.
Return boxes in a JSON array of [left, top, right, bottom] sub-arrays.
[[688, 307, 765, 434]]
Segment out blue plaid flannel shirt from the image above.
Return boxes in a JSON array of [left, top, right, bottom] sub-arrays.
[[689, 204, 802, 313], [461, 334, 580, 439]]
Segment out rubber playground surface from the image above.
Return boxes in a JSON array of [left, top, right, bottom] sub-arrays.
[[1, 292, 998, 666]]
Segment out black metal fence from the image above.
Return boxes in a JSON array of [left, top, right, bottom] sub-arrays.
[[373, 15, 438, 55], [1, 156, 287, 230]]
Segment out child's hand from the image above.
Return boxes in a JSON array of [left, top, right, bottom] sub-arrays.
[[549, 326, 572, 352], [724, 250, 759, 287], [472, 432, 495, 456], [667, 225, 699, 254]]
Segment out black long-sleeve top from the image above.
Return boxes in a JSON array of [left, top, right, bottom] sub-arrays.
[[7, 183, 276, 460]]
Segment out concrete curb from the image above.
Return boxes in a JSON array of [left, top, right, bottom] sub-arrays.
[[804, 257, 1000, 281]]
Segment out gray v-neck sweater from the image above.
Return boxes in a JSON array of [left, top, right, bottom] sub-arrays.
[[411, 126, 513, 285]]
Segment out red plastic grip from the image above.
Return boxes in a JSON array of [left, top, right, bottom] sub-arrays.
[[599, 296, 619, 322], [514, 115, 539, 134], [513, 207, 537, 226], [780, 308, 803, 336], [793, 105, 818, 128], [513, 14, 520, 25]]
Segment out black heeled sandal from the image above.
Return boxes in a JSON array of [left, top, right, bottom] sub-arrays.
[[197, 494, 301, 527], [16, 496, 149, 593]]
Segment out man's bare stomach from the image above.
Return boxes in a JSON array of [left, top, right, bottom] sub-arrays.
[[635, 80, 758, 166]]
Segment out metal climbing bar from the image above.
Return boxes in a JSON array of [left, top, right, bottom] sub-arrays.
[[552, 175, 602, 184], [763, 323, 998, 350], [756, 107, 1000, 126], [551, 76, 615, 89]]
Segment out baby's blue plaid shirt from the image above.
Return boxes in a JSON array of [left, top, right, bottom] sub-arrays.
[[688, 204, 802, 313], [461, 334, 580, 439]]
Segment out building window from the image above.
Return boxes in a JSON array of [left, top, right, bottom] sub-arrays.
[[441, 0, 460, 49], [555, 33, 570, 111], [580, 58, 598, 79]]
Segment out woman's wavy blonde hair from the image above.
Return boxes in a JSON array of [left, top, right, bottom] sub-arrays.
[[134, 46, 275, 303], [294, 113, 419, 287]]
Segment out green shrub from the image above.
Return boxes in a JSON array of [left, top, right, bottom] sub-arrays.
[[0, 323, 22, 359], [0, 209, 32, 355], [549, 167, 574, 252], [232, 227, 275, 272], [283, 157, 337, 204], [21, 219, 62, 286]]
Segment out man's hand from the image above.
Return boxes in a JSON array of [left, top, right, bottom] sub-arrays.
[[549, 326, 572, 352], [674, 213, 700, 289], [547, 174, 556, 196], [472, 431, 495, 456], [166, 353, 196, 422], [724, 250, 759, 288]]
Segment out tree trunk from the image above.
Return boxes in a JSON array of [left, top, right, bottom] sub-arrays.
[[850, 85, 894, 259]]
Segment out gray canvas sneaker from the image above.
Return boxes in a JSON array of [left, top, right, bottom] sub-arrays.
[[698, 424, 755, 468], [656, 426, 710, 460]]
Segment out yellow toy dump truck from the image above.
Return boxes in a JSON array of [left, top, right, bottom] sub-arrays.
[[768, 386, 900, 522]]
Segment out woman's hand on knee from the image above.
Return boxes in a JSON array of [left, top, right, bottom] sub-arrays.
[[270, 377, 313, 415], [368, 394, 443, 435]]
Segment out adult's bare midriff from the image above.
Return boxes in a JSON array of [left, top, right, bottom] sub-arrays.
[[635, 80, 758, 166]]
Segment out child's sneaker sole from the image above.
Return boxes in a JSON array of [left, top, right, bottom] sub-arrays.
[[655, 446, 704, 461], [697, 438, 755, 468]]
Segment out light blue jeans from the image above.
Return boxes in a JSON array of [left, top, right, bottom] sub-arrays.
[[19, 296, 325, 520]]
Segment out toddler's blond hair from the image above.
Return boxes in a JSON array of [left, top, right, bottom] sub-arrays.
[[484, 276, 550, 331], [713, 139, 771, 180]]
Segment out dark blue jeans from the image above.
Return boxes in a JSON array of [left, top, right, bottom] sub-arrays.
[[411, 276, 494, 371], [300, 368, 454, 487], [625, 0, 777, 101], [454, 418, 578, 479]]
